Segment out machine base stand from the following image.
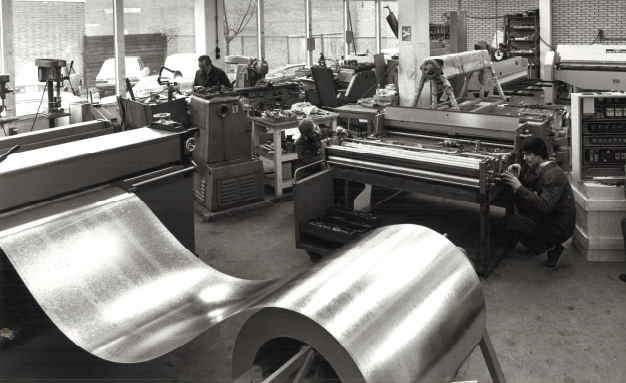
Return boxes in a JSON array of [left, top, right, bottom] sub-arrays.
[[231, 329, 507, 383], [194, 199, 272, 222]]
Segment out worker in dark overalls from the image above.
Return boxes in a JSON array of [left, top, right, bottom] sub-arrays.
[[621, 186, 626, 283], [295, 118, 364, 206], [500, 136, 576, 269]]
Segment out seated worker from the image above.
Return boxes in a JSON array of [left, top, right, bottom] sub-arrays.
[[500, 136, 576, 270], [295, 118, 364, 205], [192, 55, 233, 90]]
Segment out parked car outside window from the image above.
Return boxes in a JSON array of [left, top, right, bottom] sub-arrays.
[[95, 57, 150, 98], [163, 53, 198, 79], [99, 75, 194, 105]]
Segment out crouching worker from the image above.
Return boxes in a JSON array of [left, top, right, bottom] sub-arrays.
[[295, 118, 364, 206], [500, 136, 576, 269]]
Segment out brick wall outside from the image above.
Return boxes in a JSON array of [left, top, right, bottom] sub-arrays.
[[13, 1, 85, 86], [553, 0, 626, 47], [430, 0, 539, 51]]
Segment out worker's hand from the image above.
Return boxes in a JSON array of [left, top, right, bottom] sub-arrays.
[[501, 170, 522, 191], [507, 164, 521, 178]]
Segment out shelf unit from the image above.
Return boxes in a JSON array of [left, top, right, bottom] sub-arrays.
[[504, 10, 539, 78], [429, 23, 450, 41]]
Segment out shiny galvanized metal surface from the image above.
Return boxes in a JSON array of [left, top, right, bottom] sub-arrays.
[[435, 50, 491, 78], [0, 186, 485, 382], [233, 224, 486, 382]]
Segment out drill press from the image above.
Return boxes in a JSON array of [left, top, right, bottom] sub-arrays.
[[0, 73, 18, 127], [35, 59, 71, 128]]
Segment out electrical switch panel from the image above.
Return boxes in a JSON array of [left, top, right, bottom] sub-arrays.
[[572, 92, 626, 181]]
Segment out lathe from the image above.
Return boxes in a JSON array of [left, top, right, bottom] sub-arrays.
[[189, 94, 265, 212]]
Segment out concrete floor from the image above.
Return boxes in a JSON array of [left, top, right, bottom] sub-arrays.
[[1, 188, 625, 383]]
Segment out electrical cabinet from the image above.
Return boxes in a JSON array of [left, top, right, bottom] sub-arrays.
[[572, 91, 626, 181]]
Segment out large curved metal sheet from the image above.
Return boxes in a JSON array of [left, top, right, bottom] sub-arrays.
[[0, 186, 485, 382], [233, 225, 486, 382]]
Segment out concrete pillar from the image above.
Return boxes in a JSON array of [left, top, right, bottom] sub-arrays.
[[343, 0, 350, 57], [539, 0, 552, 79], [257, 0, 265, 60], [375, 0, 381, 53], [398, 0, 430, 107], [1, 0, 16, 119], [113, 0, 126, 97], [305, 0, 313, 67], [195, 0, 226, 69]]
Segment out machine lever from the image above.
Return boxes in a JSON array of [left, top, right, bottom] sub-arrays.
[[131, 165, 196, 188], [126, 78, 135, 100], [0, 145, 20, 164]]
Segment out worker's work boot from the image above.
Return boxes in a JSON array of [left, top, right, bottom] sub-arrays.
[[541, 244, 565, 270]]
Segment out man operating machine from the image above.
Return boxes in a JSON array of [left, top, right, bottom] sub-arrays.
[[193, 55, 233, 90], [501, 136, 576, 270]]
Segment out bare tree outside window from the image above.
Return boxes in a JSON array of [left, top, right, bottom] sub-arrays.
[[224, 0, 257, 56]]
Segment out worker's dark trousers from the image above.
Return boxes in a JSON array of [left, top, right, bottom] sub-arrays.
[[501, 214, 574, 255]]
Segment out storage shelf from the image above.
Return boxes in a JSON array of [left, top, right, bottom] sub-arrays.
[[505, 9, 539, 78]]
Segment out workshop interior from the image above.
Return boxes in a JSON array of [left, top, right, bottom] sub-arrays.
[[0, 0, 625, 382]]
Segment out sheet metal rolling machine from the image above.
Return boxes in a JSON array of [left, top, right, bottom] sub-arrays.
[[0, 119, 114, 155], [326, 104, 561, 194], [0, 125, 199, 252], [311, 104, 566, 277]]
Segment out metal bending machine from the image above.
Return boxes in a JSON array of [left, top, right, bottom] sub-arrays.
[[295, 100, 567, 277], [545, 45, 626, 104]]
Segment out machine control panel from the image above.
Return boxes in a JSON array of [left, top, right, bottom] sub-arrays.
[[572, 92, 626, 181]]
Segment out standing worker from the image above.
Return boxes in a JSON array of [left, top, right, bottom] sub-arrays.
[[500, 136, 576, 269], [192, 55, 233, 90]]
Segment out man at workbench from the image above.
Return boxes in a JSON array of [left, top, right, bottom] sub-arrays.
[[192, 55, 233, 90], [500, 136, 576, 270], [295, 118, 364, 205]]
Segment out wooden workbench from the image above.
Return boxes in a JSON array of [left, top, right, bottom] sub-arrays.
[[249, 113, 339, 196]]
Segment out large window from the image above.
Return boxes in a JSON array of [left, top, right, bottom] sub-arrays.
[[380, 1, 399, 52], [264, 0, 306, 68], [12, 0, 92, 118]]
